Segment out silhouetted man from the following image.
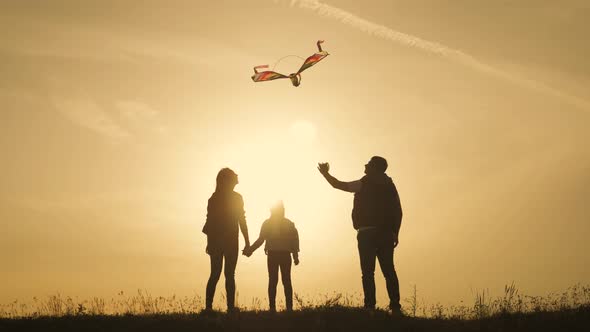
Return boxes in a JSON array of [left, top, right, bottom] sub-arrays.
[[202, 168, 250, 312], [318, 156, 402, 313]]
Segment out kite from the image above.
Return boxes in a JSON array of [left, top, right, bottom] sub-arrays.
[[251, 40, 329, 87]]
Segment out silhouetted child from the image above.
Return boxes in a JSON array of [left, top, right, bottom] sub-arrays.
[[244, 201, 299, 312]]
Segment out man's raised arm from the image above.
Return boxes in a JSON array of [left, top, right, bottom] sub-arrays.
[[317, 162, 361, 193]]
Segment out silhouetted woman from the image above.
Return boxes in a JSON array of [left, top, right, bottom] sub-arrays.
[[202, 168, 250, 312], [244, 201, 299, 312]]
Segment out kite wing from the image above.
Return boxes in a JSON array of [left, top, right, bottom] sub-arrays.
[[251, 65, 288, 82], [296, 40, 329, 74]]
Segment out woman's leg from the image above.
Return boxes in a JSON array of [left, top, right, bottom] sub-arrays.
[[206, 252, 223, 310], [223, 249, 239, 311], [267, 252, 280, 311]]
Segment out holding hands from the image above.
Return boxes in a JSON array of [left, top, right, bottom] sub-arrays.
[[242, 246, 300, 266], [242, 245, 252, 257]]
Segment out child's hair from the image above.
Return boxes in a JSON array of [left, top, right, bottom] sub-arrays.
[[270, 200, 285, 219]]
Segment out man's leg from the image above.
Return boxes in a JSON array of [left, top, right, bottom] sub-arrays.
[[267, 253, 280, 311], [376, 234, 401, 311], [279, 253, 293, 311], [206, 252, 223, 310], [357, 230, 377, 309], [223, 249, 239, 311]]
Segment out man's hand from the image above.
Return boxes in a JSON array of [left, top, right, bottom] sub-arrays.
[[317, 162, 330, 175], [393, 234, 399, 249], [293, 254, 300, 266]]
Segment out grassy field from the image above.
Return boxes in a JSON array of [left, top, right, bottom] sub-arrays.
[[1, 284, 589, 331], [1, 306, 589, 332]]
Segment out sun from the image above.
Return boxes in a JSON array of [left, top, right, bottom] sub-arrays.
[[220, 120, 323, 231]]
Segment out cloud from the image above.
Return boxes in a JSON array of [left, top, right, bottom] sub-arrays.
[[285, 0, 590, 112], [52, 96, 169, 141], [0, 13, 235, 69], [116, 100, 168, 134], [116, 101, 158, 120], [53, 98, 131, 140]]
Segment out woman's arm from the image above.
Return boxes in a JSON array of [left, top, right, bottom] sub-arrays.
[[237, 195, 250, 249]]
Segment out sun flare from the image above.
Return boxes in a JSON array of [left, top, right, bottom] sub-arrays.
[[220, 120, 324, 232]]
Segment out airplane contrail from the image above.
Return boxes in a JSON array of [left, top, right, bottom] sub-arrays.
[[284, 0, 590, 112]]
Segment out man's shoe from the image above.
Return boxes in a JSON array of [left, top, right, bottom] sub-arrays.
[[390, 307, 404, 317], [201, 307, 215, 316], [227, 307, 241, 314]]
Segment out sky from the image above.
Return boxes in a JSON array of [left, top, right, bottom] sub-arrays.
[[1, 0, 589, 308]]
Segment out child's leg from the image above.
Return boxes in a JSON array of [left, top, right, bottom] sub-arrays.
[[279, 253, 293, 311], [267, 253, 280, 311]]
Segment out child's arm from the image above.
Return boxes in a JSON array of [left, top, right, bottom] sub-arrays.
[[292, 225, 300, 265], [246, 237, 264, 256], [243, 223, 266, 257]]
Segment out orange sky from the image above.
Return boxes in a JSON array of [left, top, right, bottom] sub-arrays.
[[1, 0, 589, 308]]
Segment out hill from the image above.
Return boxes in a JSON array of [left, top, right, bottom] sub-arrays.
[[1, 306, 589, 332]]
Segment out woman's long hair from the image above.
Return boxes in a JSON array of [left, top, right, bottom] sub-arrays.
[[215, 168, 238, 193]]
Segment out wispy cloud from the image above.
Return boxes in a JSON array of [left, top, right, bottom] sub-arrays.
[[116, 100, 168, 134], [116, 101, 158, 120], [53, 98, 131, 141], [0, 13, 246, 69], [53, 98, 169, 140], [285, 0, 590, 112]]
